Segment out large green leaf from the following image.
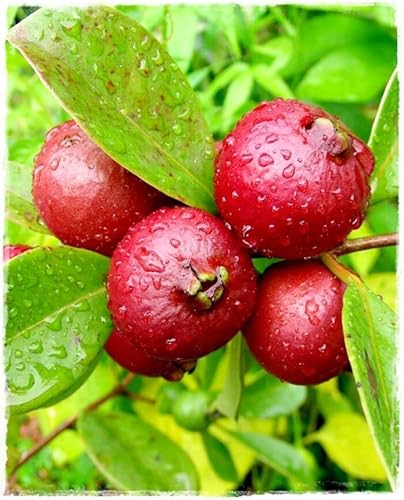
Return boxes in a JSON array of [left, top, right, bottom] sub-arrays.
[[227, 430, 316, 488], [167, 6, 199, 73], [369, 69, 398, 203], [323, 255, 398, 488], [297, 41, 396, 102], [7, 7, 215, 211], [5, 246, 112, 415], [342, 282, 398, 487], [5, 161, 51, 235], [78, 411, 199, 492], [307, 412, 387, 481], [239, 374, 307, 419], [215, 333, 245, 419]]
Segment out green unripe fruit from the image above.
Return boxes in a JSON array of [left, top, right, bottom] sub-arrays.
[[172, 390, 211, 432], [157, 383, 187, 415]]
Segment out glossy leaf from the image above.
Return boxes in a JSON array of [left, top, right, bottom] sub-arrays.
[[228, 430, 316, 487], [297, 41, 396, 102], [215, 333, 245, 419], [5, 161, 51, 235], [307, 412, 387, 481], [343, 279, 398, 487], [202, 431, 238, 482], [5, 246, 112, 415], [7, 7, 216, 211], [369, 69, 398, 203], [239, 374, 307, 419], [78, 411, 199, 492]]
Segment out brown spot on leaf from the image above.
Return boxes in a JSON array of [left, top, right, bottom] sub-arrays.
[[365, 351, 378, 399]]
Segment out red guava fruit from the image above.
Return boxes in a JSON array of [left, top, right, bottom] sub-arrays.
[[105, 330, 195, 381], [33, 120, 169, 256], [244, 260, 349, 385], [107, 206, 257, 360], [215, 99, 374, 259], [3, 245, 32, 261]]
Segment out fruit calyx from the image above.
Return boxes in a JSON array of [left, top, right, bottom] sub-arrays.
[[308, 117, 351, 156], [182, 263, 229, 310]]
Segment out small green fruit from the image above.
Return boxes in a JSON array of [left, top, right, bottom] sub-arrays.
[[172, 390, 210, 432]]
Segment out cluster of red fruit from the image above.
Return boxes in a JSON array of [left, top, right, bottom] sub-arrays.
[[8, 99, 375, 386]]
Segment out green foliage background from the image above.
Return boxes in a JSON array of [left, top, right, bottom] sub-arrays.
[[5, 4, 397, 494]]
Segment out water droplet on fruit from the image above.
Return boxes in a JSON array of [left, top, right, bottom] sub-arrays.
[[139, 277, 149, 291], [351, 217, 362, 229], [265, 133, 278, 144], [166, 338, 177, 351], [258, 153, 274, 167], [282, 164, 295, 179], [224, 135, 235, 147], [279, 235, 291, 247], [297, 179, 308, 192], [281, 149, 291, 160], [152, 277, 162, 290], [137, 248, 166, 273], [170, 238, 181, 248], [240, 153, 253, 165], [50, 158, 60, 170]]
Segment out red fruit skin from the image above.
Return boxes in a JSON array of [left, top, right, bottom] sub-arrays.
[[244, 260, 349, 385], [33, 120, 169, 256], [215, 99, 375, 259], [105, 330, 190, 381], [3, 245, 32, 262], [107, 206, 257, 361]]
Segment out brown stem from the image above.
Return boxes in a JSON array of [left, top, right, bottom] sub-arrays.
[[7, 372, 151, 484], [331, 232, 398, 257]]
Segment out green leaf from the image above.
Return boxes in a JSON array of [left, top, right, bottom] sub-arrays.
[[315, 380, 353, 419], [5, 246, 112, 415], [222, 71, 253, 121], [201, 431, 238, 482], [364, 273, 397, 312], [215, 333, 245, 419], [227, 430, 316, 487], [307, 412, 387, 481], [5, 161, 52, 236], [297, 41, 396, 103], [207, 62, 249, 97], [7, 6, 18, 28], [78, 411, 199, 491], [296, 13, 393, 72], [369, 69, 398, 203], [7, 7, 215, 211], [342, 280, 398, 487], [367, 200, 397, 272], [167, 6, 199, 73], [239, 374, 307, 419], [299, 5, 396, 28], [253, 64, 294, 99]]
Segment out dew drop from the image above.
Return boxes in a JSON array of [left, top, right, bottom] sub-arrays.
[[137, 248, 166, 273], [281, 149, 292, 160], [29, 340, 43, 354], [282, 164, 295, 179], [265, 133, 278, 144], [165, 338, 177, 351], [50, 345, 67, 359], [258, 153, 274, 167], [240, 153, 253, 165], [15, 349, 23, 359], [139, 277, 149, 291], [152, 277, 162, 290], [170, 238, 181, 248]]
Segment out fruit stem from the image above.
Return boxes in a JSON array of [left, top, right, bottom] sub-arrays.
[[332, 232, 398, 256]]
